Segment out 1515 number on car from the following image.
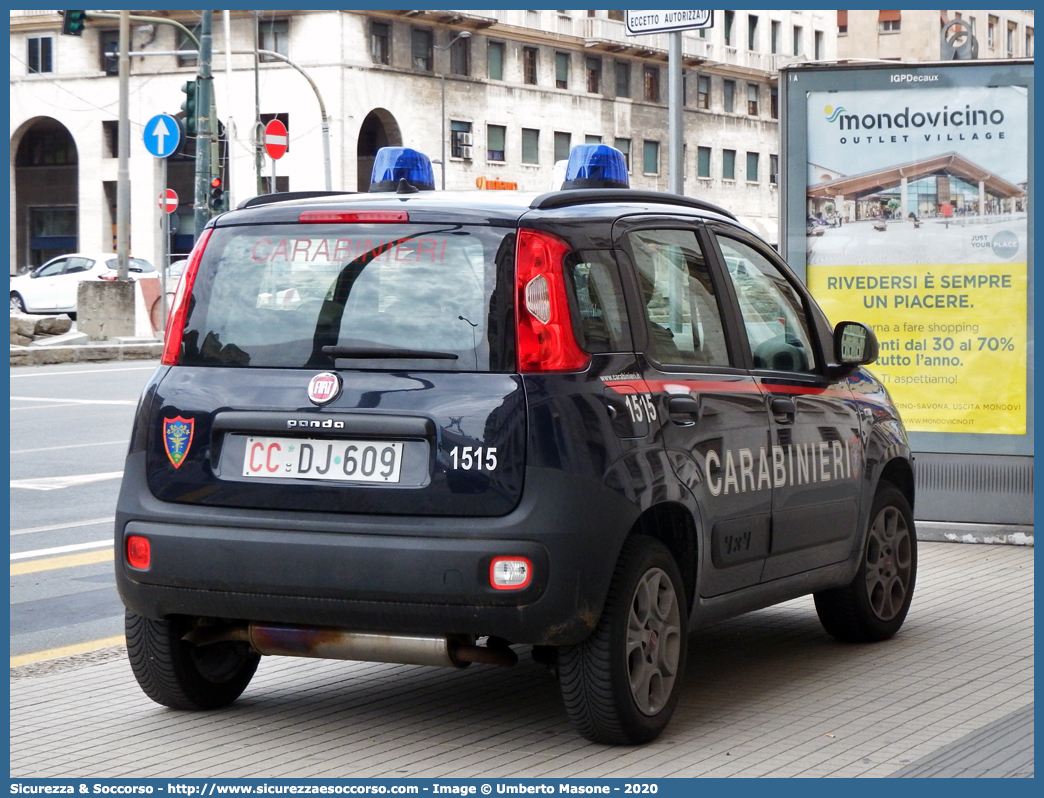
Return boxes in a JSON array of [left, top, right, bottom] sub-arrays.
[[448, 446, 498, 471]]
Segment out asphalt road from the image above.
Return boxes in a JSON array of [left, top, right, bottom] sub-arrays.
[[9, 361, 160, 658]]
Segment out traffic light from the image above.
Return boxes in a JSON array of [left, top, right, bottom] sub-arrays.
[[61, 10, 87, 36], [209, 177, 225, 211], [180, 80, 198, 137]]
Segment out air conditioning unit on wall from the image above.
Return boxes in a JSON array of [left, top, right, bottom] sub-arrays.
[[459, 132, 473, 146], [460, 145, 473, 160]]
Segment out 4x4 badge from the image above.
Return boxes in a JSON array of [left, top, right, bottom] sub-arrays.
[[163, 416, 195, 469], [308, 372, 342, 405]]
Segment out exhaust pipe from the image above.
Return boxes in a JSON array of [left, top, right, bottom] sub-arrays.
[[183, 622, 517, 668]]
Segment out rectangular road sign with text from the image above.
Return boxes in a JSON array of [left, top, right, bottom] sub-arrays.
[[625, 10, 713, 36]]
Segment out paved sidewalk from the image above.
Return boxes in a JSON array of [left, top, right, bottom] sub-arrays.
[[10, 542, 1033, 778]]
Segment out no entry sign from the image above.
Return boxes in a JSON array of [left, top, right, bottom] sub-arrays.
[[159, 188, 179, 214], [265, 119, 288, 160]]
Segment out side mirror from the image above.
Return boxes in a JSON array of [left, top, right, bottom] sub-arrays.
[[834, 321, 878, 365]]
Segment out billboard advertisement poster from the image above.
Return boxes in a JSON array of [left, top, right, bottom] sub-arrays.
[[804, 84, 1028, 435]]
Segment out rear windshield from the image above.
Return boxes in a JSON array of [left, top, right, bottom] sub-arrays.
[[104, 257, 154, 273], [180, 223, 516, 371]]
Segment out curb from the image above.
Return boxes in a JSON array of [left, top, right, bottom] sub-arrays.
[[916, 521, 1034, 546], [10, 342, 163, 366]]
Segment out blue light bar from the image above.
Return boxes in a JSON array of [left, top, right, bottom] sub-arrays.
[[369, 147, 436, 193], [561, 144, 630, 190]]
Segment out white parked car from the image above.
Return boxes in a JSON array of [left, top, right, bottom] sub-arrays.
[[10, 253, 156, 316]]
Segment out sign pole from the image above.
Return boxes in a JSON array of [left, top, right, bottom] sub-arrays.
[[668, 31, 683, 195], [160, 158, 169, 334], [271, 157, 276, 194]]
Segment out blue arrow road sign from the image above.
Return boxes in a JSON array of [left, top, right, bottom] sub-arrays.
[[143, 113, 181, 158]]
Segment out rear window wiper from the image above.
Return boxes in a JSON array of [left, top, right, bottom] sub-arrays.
[[321, 346, 459, 360]]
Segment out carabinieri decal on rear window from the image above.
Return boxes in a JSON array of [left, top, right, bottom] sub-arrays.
[[163, 416, 195, 469]]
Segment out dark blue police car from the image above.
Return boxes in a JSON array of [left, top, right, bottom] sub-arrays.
[[116, 145, 916, 744]]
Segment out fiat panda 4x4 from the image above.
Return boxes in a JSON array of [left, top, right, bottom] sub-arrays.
[[116, 145, 916, 744]]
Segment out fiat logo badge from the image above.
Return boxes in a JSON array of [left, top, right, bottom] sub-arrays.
[[307, 372, 341, 406]]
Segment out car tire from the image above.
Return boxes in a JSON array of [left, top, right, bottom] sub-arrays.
[[558, 536, 688, 744], [11, 293, 26, 313], [814, 482, 917, 643], [125, 611, 260, 710]]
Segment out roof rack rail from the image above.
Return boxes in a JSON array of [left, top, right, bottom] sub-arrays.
[[236, 190, 355, 210], [530, 189, 737, 220]]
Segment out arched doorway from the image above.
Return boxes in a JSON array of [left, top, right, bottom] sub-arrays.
[[356, 109, 402, 192], [11, 117, 79, 273]]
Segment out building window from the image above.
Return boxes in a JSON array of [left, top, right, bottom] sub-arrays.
[[837, 10, 848, 36], [450, 34, 470, 76], [102, 120, 119, 158], [814, 30, 823, 59], [523, 47, 538, 84], [371, 21, 390, 65], [521, 128, 540, 164], [878, 11, 901, 34], [259, 19, 289, 62], [771, 20, 780, 53], [643, 66, 659, 102], [607, 10, 624, 22], [697, 146, 711, 178], [586, 57, 601, 93], [487, 124, 506, 161], [643, 140, 659, 174], [451, 120, 472, 159], [746, 152, 759, 182], [554, 131, 571, 162], [585, 134, 602, 144], [723, 80, 735, 113], [412, 28, 433, 71], [724, 10, 735, 46], [987, 16, 997, 48], [697, 75, 710, 109], [27, 36, 53, 74], [1007, 21, 1017, 56], [100, 30, 119, 75], [555, 52, 569, 89], [747, 84, 759, 115], [748, 15, 758, 50], [769, 154, 779, 185], [614, 137, 631, 171], [770, 85, 779, 119], [1027, 27, 1034, 57], [177, 25, 200, 67], [615, 61, 631, 98], [793, 25, 803, 55], [722, 149, 736, 181], [488, 41, 505, 79]]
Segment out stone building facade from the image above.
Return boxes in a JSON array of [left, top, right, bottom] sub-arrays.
[[10, 9, 837, 273]]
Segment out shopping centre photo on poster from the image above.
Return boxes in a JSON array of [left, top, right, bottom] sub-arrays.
[[804, 84, 1027, 268]]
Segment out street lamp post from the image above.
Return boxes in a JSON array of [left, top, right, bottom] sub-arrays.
[[434, 30, 471, 190]]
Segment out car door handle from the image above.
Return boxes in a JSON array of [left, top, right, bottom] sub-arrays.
[[668, 396, 700, 425], [770, 396, 796, 423]]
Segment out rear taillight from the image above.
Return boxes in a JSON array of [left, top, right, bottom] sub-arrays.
[[126, 535, 150, 569], [98, 272, 118, 281], [515, 229, 590, 373], [161, 227, 212, 366], [299, 210, 408, 223]]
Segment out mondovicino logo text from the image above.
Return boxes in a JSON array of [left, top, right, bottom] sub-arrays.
[[824, 103, 1004, 131]]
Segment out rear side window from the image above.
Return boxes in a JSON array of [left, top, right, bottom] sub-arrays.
[[104, 257, 154, 273], [626, 228, 730, 367], [180, 224, 515, 371], [564, 251, 630, 353]]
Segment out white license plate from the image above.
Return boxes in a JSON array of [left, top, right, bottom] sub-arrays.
[[242, 436, 404, 483]]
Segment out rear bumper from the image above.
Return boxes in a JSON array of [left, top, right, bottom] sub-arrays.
[[115, 453, 637, 646]]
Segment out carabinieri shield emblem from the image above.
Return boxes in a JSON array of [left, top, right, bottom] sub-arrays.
[[163, 416, 195, 469]]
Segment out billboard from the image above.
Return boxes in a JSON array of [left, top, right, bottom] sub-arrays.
[[781, 61, 1033, 455], [805, 83, 1028, 435]]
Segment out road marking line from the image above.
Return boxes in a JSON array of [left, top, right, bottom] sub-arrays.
[[11, 403, 88, 412], [11, 516, 115, 536], [10, 548, 113, 576], [11, 635, 126, 668], [12, 539, 111, 560], [12, 440, 126, 455], [10, 365, 156, 378], [10, 396, 137, 405], [10, 471, 124, 490]]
